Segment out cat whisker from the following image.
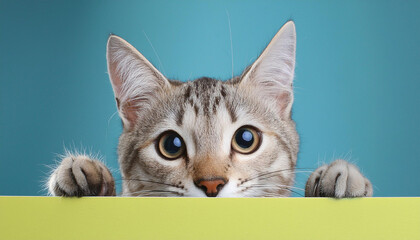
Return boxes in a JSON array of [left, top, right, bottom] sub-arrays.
[[141, 189, 184, 195], [224, 8, 243, 114], [240, 185, 303, 197], [285, 188, 304, 197], [240, 182, 304, 192], [242, 184, 304, 197], [255, 170, 313, 183], [128, 189, 184, 197], [251, 186, 305, 196], [116, 178, 182, 189], [131, 192, 178, 197], [243, 168, 294, 183], [243, 168, 313, 184], [143, 30, 166, 76], [117, 178, 186, 197], [250, 184, 305, 192], [226, 9, 234, 81]]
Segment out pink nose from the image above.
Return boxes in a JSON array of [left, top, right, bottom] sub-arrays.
[[195, 178, 227, 197]]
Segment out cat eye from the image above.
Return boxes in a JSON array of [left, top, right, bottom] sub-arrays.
[[231, 126, 261, 154], [157, 131, 186, 160]]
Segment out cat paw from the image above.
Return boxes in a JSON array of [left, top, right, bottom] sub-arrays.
[[305, 159, 372, 198], [48, 155, 116, 197]]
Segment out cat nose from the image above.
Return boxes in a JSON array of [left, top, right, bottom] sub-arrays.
[[194, 178, 227, 197]]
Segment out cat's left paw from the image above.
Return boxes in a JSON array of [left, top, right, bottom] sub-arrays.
[[305, 159, 373, 198]]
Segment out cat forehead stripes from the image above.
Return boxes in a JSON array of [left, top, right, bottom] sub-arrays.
[[176, 77, 237, 126]]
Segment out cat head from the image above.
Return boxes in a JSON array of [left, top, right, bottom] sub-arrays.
[[106, 21, 299, 197]]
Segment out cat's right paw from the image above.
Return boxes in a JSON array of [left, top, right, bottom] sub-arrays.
[[48, 155, 116, 197], [304, 159, 372, 198]]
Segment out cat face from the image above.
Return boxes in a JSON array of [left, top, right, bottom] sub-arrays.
[[107, 21, 299, 197]]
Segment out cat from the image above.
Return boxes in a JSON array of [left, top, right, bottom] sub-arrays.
[[47, 21, 372, 198]]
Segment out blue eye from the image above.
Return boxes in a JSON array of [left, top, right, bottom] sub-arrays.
[[158, 131, 185, 160], [232, 126, 261, 154]]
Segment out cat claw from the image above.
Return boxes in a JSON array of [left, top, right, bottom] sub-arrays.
[[48, 155, 116, 197], [305, 159, 373, 198]]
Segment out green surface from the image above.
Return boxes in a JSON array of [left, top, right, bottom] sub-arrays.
[[0, 197, 419, 240]]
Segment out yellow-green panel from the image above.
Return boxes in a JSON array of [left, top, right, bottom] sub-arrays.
[[0, 197, 419, 240]]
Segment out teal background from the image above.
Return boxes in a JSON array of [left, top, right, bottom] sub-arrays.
[[1, 0, 419, 197]]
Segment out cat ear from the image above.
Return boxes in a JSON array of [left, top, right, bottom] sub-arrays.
[[107, 35, 171, 129], [240, 21, 296, 118]]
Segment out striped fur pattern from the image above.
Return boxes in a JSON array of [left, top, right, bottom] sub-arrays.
[[117, 77, 299, 197], [110, 22, 299, 197]]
